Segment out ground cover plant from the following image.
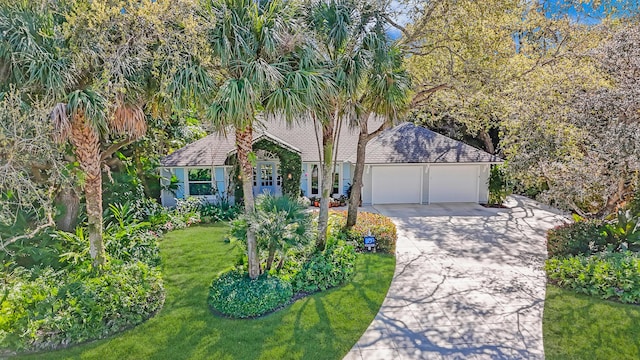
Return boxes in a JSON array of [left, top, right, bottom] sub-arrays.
[[543, 202, 640, 355], [329, 211, 398, 253], [544, 207, 640, 304], [14, 225, 395, 360], [211, 195, 362, 318], [0, 199, 208, 355]]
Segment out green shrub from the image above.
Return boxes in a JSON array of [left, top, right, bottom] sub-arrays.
[[488, 164, 511, 205], [292, 241, 357, 293], [546, 220, 607, 258], [329, 211, 397, 253], [105, 230, 161, 267], [208, 270, 293, 318], [199, 201, 242, 223], [0, 262, 164, 352], [545, 252, 640, 304], [602, 209, 640, 251], [230, 195, 314, 272]]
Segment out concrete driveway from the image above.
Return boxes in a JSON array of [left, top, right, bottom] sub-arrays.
[[345, 196, 566, 360]]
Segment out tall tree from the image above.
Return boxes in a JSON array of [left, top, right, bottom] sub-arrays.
[[0, 0, 211, 267], [204, 0, 331, 278], [345, 39, 411, 229]]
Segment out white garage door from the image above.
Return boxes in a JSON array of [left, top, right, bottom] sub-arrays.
[[429, 165, 478, 203], [372, 166, 422, 204]]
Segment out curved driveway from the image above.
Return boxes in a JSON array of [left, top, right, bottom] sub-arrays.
[[345, 196, 566, 360]]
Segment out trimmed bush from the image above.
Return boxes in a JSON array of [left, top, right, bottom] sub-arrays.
[[546, 220, 607, 258], [208, 271, 293, 318], [330, 211, 397, 253], [545, 252, 640, 304], [0, 262, 164, 353], [292, 241, 357, 293]]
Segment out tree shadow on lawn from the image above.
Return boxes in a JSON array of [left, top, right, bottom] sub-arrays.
[[18, 225, 394, 360]]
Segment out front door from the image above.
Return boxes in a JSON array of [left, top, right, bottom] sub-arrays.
[[256, 162, 276, 195]]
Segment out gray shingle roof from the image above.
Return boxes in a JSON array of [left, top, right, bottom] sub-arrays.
[[160, 120, 502, 167], [346, 122, 502, 164]]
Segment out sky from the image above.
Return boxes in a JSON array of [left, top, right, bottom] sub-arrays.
[[386, 0, 638, 39]]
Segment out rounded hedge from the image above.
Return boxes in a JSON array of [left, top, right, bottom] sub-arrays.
[[293, 241, 357, 293], [208, 270, 293, 318]]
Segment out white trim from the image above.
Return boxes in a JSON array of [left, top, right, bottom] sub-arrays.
[[476, 166, 480, 202], [419, 166, 424, 205]]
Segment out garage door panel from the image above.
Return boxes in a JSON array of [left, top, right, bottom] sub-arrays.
[[372, 166, 421, 204], [429, 166, 478, 203]]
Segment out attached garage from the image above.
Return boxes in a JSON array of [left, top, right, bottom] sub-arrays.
[[429, 165, 479, 203], [357, 123, 501, 205], [371, 165, 423, 204]]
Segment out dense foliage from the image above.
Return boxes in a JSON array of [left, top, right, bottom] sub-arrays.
[[0, 197, 220, 354], [0, 262, 164, 354], [546, 220, 607, 258], [292, 241, 357, 293], [545, 203, 640, 304], [231, 195, 314, 272], [330, 211, 397, 253], [546, 252, 640, 304], [214, 201, 390, 318], [208, 271, 293, 318]]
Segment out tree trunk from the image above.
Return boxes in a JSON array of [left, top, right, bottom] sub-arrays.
[[265, 244, 276, 271], [317, 121, 334, 251], [55, 185, 80, 232], [478, 130, 495, 154], [236, 126, 260, 279], [346, 129, 368, 228], [70, 115, 106, 268]]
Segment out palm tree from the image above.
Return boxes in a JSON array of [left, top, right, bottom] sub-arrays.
[[345, 41, 412, 228], [303, 0, 409, 247], [51, 93, 147, 267], [204, 0, 332, 279], [1, 0, 209, 268]]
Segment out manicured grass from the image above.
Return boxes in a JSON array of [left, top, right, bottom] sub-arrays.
[[543, 285, 640, 360], [20, 224, 395, 360]]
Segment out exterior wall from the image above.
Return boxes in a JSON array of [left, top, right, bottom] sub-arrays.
[[160, 166, 231, 207], [301, 162, 345, 198], [362, 165, 373, 205], [342, 162, 351, 194], [478, 164, 490, 204], [422, 165, 430, 204], [300, 163, 308, 196]]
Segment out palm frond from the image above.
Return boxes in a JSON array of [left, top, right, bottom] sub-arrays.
[[50, 102, 70, 143], [111, 102, 147, 140], [66, 89, 108, 136]]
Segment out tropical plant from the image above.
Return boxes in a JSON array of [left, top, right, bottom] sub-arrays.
[[231, 194, 314, 272], [202, 0, 332, 279], [0, 0, 212, 268], [602, 210, 640, 251], [303, 0, 411, 236]]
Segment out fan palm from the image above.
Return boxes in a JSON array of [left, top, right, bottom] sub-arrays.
[[1, 0, 209, 268], [303, 0, 411, 247], [203, 0, 332, 279]]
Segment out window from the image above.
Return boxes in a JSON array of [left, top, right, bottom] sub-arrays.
[[188, 168, 213, 196], [311, 164, 319, 195], [333, 172, 339, 195]]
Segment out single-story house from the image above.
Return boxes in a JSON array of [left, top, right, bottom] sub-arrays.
[[159, 119, 502, 207]]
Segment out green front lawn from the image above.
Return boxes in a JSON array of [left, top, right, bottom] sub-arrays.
[[543, 285, 640, 359], [21, 224, 395, 360]]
